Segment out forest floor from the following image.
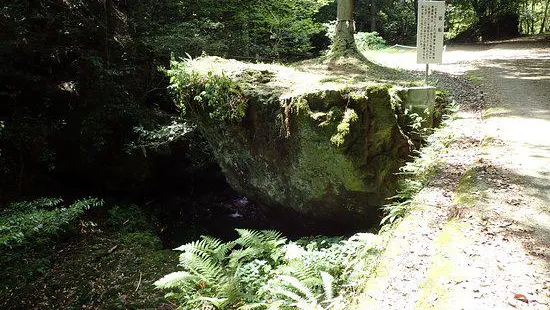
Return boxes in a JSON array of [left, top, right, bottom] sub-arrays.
[[356, 36, 550, 309]]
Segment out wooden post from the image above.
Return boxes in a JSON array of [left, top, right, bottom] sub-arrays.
[[425, 64, 429, 86]]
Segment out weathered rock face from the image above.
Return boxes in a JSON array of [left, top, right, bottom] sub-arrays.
[[170, 57, 433, 224], [394, 86, 437, 127]]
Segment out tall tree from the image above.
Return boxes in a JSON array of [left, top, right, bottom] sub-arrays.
[[541, 0, 550, 33], [453, 0, 520, 39], [330, 0, 364, 58]]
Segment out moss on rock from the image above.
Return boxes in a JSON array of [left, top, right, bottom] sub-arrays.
[[168, 57, 438, 225]]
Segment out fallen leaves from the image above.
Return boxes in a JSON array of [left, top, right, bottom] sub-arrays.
[[514, 293, 529, 303]]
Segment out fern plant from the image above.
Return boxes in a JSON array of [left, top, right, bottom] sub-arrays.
[[0, 197, 103, 247], [155, 229, 287, 309], [271, 273, 332, 310], [157, 230, 380, 310], [166, 56, 248, 124]]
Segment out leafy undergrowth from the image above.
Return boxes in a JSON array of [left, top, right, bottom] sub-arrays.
[[155, 229, 381, 310], [0, 204, 179, 310]]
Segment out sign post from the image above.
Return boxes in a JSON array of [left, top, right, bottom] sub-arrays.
[[416, 1, 445, 86]]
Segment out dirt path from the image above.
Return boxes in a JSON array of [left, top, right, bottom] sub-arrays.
[[356, 38, 550, 309]]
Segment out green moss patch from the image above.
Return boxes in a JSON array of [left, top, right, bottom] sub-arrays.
[[416, 220, 470, 310], [166, 56, 448, 224], [455, 167, 486, 206]]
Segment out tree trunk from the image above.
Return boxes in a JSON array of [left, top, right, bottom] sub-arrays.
[[330, 0, 362, 58], [370, 0, 376, 32], [531, 0, 536, 34], [541, 0, 550, 34]]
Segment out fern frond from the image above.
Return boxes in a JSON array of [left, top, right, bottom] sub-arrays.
[[175, 238, 211, 253], [295, 300, 323, 310], [154, 271, 196, 289], [69, 197, 104, 210], [320, 272, 333, 301], [277, 287, 322, 310], [202, 235, 235, 262], [278, 275, 316, 301], [261, 230, 285, 243], [176, 237, 232, 265], [201, 235, 224, 251], [6, 197, 64, 214], [283, 261, 320, 288], [185, 255, 224, 284], [218, 276, 244, 307], [277, 288, 307, 304], [197, 296, 229, 308], [235, 229, 265, 247], [238, 302, 272, 310]]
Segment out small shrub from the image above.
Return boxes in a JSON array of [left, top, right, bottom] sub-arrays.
[[167, 57, 248, 123], [324, 22, 387, 51], [355, 32, 387, 50]]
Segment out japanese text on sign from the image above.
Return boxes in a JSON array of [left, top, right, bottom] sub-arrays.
[[417, 1, 445, 64]]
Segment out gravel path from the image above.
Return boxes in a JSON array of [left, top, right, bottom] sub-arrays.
[[355, 37, 550, 310]]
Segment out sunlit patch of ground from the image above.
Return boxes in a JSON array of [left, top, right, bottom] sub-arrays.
[[355, 36, 550, 309]]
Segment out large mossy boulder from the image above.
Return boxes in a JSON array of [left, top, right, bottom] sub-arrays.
[[168, 57, 426, 225]]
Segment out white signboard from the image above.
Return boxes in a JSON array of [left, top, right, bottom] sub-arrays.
[[417, 1, 445, 64]]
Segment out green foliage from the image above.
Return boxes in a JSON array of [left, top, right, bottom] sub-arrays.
[[447, 5, 479, 39], [517, 0, 550, 34], [381, 133, 447, 226], [147, 0, 331, 60], [0, 0, 181, 199], [0, 206, 177, 309], [403, 109, 431, 142], [156, 230, 380, 309], [128, 119, 195, 151], [324, 1, 418, 45], [434, 90, 459, 125], [167, 57, 248, 123], [324, 24, 386, 51], [354, 32, 387, 50], [0, 198, 102, 247], [449, 0, 523, 40], [370, 1, 417, 45], [0, 0, 334, 201]]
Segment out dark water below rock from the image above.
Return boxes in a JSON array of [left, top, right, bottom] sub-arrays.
[[154, 188, 381, 248]]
